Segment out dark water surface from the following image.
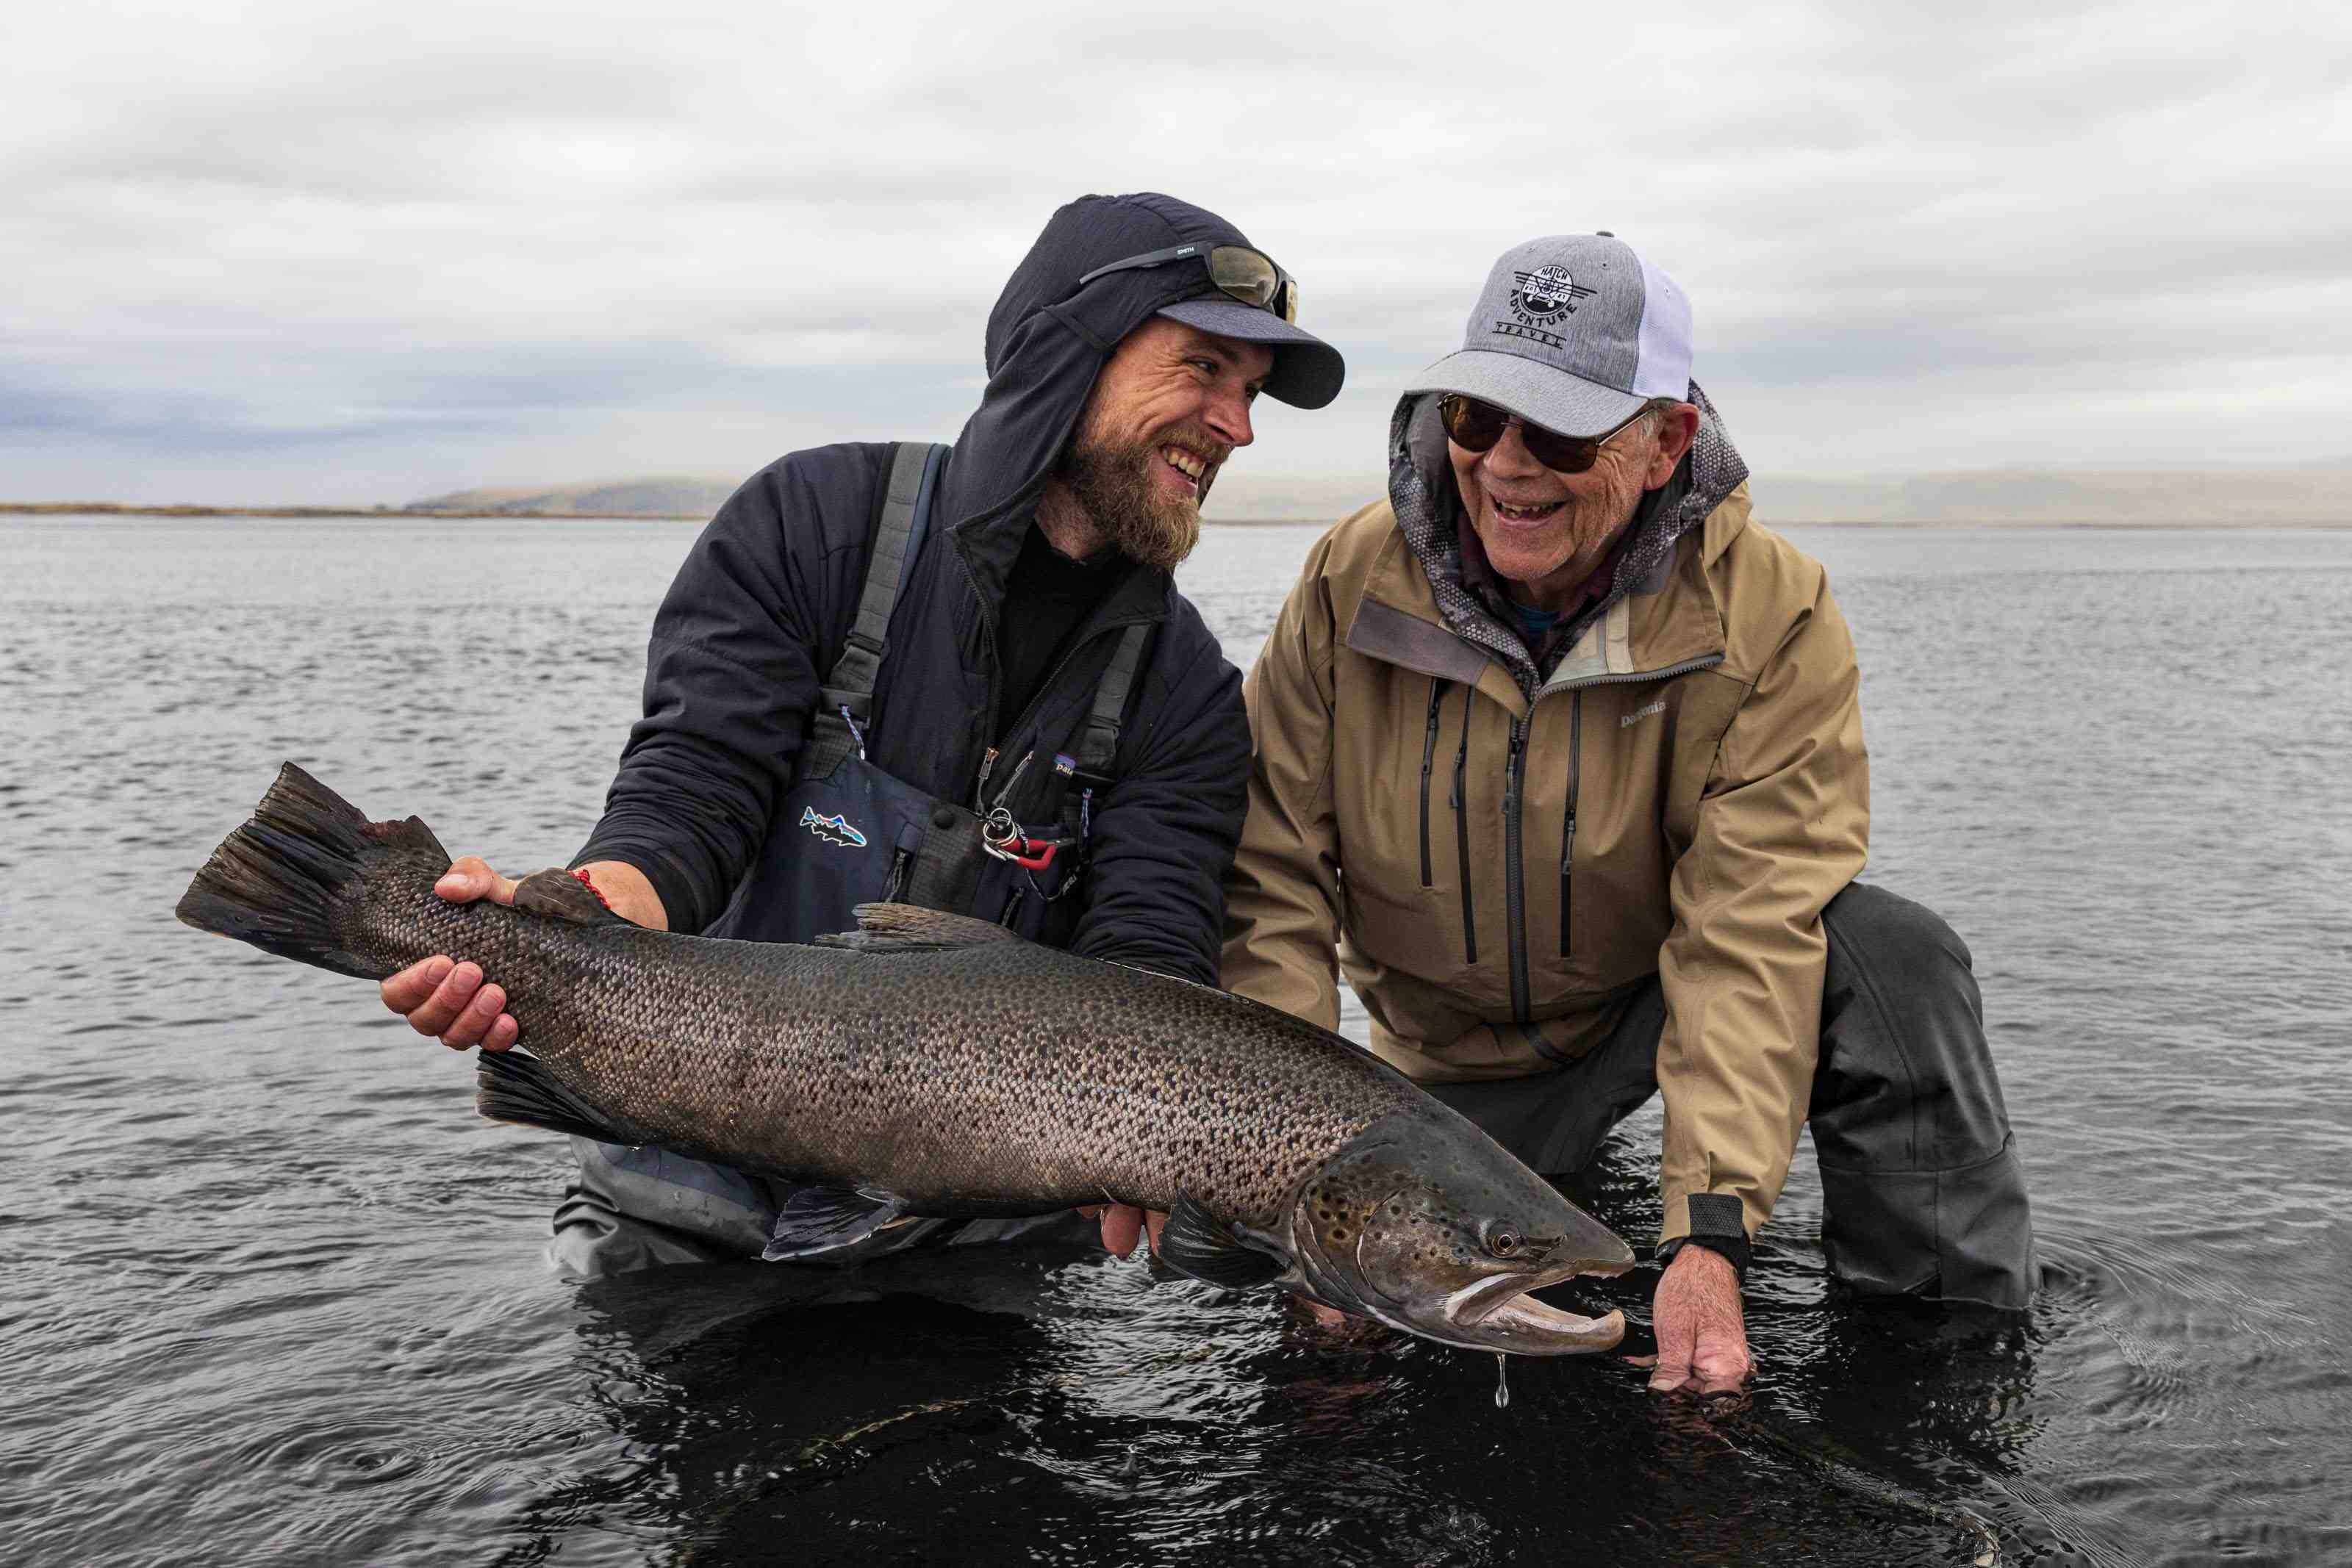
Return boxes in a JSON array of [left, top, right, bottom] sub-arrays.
[[6, 515, 2349, 1567]]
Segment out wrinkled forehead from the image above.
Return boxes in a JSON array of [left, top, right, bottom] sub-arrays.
[[1112, 315, 1275, 380]]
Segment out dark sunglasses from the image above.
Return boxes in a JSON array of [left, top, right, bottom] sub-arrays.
[[1075, 242, 1299, 324], [1438, 395, 1647, 474]]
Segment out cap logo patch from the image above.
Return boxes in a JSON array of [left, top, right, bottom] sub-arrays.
[[1511, 265, 1596, 322], [1493, 264, 1599, 349]]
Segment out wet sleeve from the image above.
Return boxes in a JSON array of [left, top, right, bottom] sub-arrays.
[[1655, 570, 1870, 1248], [1219, 540, 1345, 1032], [571, 467, 833, 935], [1066, 634, 1252, 987]]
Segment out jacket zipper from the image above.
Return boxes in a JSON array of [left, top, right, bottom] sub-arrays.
[[1560, 693, 1580, 960], [1449, 691, 1476, 967], [971, 615, 1150, 810], [1503, 713, 1531, 1024], [1418, 677, 1444, 888]]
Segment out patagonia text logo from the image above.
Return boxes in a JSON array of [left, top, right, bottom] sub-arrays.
[[1621, 699, 1667, 729], [799, 807, 868, 849]]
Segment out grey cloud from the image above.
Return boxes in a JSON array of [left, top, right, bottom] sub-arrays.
[[6, 0, 2349, 503]]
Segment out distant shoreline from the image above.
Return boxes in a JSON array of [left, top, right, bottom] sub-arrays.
[[4, 502, 2347, 529], [0, 502, 704, 521]]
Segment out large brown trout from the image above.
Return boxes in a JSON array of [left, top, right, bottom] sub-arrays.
[[177, 764, 1632, 1354]]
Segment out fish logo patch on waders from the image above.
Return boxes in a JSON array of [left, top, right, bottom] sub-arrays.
[[799, 808, 868, 849]]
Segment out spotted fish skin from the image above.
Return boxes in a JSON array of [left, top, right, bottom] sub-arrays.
[[178, 764, 1634, 1353], [177, 764, 1411, 1227]]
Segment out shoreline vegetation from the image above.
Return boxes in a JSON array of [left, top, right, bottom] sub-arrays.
[[5, 500, 2348, 529]]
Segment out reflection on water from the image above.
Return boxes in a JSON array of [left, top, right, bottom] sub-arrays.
[[6, 517, 2352, 1566]]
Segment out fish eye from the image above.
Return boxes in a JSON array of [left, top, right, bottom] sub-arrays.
[[1485, 1227, 1521, 1258]]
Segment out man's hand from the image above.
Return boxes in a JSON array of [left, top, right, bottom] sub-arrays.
[[1078, 1202, 1166, 1258], [377, 857, 667, 1051], [1645, 1243, 1752, 1396]]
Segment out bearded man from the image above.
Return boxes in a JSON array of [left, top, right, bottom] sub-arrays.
[[379, 193, 1346, 1276]]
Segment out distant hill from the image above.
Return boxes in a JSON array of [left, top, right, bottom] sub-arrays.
[[405, 478, 735, 518], [391, 465, 2351, 527], [1761, 468, 2349, 525], [1211, 466, 2351, 525]]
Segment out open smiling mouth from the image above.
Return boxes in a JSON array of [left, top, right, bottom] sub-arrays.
[[1161, 445, 1211, 496], [1490, 497, 1566, 525]]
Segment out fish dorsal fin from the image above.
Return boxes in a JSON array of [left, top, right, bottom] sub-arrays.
[[814, 902, 1024, 954], [513, 867, 634, 926], [1155, 1193, 1286, 1289]]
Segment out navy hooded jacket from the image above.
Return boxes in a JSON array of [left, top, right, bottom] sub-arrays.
[[572, 194, 1272, 985]]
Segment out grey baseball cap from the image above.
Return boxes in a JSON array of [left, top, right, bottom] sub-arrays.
[[1408, 233, 1693, 437]]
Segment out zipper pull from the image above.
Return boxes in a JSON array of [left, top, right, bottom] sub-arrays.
[[1562, 809, 1577, 873]]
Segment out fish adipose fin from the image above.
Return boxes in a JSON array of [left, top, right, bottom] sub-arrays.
[[512, 868, 634, 927], [1156, 1194, 1286, 1289], [764, 1185, 911, 1260], [475, 1049, 655, 1146], [815, 902, 1025, 954], [175, 762, 449, 980]]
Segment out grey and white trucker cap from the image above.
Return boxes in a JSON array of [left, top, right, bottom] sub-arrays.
[[1407, 234, 1692, 438]]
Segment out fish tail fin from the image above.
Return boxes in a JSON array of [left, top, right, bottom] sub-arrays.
[[174, 762, 448, 979], [475, 1049, 645, 1146]]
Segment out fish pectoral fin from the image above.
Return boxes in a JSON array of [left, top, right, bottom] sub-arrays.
[[513, 868, 636, 927], [814, 902, 1025, 954], [763, 1184, 911, 1260], [1155, 1194, 1286, 1290]]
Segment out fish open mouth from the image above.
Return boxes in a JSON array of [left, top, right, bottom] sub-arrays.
[[1436, 1251, 1632, 1355]]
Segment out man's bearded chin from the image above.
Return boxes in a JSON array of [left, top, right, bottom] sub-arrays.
[[1057, 433, 1204, 572]]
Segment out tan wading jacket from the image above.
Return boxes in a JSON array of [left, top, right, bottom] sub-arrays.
[[1222, 389, 1869, 1250]]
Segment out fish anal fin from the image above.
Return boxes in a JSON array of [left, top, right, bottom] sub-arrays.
[[514, 867, 634, 927], [476, 1049, 647, 1146], [814, 902, 1025, 954], [1155, 1193, 1285, 1289], [764, 1185, 911, 1260]]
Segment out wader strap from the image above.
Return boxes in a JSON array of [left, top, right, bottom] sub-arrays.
[[1076, 622, 1150, 777], [803, 441, 947, 778]]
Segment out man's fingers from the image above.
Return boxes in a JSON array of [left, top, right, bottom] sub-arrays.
[[434, 856, 519, 906], [381, 956, 453, 1014], [404, 961, 484, 1037], [1691, 1338, 1754, 1395], [439, 981, 508, 1051], [1097, 1204, 1143, 1259], [479, 1013, 520, 1053], [1144, 1209, 1167, 1254], [1646, 1328, 1696, 1395]]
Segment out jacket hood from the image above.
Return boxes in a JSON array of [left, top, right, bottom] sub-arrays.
[[939, 193, 1309, 610], [1385, 380, 1751, 693]]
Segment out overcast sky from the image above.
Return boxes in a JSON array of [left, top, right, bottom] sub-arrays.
[[7, 0, 2349, 508]]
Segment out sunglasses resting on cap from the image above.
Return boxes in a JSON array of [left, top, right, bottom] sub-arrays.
[[1076, 243, 1299, 324]]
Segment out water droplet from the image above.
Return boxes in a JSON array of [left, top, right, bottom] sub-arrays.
[[1494, 1353, 1510, 1409]]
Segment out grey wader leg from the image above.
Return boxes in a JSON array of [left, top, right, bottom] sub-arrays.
[[551, 1140, 783, 1279], [1426, 883, 2037, 1309], [1811, 883, 2038, 1309]]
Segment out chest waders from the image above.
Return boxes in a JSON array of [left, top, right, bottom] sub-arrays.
[[560, 442, 1147, 1273], [705, 439, 1149, 948]]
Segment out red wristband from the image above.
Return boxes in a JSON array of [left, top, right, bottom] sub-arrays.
[[570, 867, 612, 910]]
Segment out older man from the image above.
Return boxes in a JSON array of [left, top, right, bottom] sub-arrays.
[[380, 192, 1346, 1276], [1222, 234, 2035, 1391]]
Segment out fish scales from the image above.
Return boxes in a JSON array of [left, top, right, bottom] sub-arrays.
[[307, 830, 1416, 1227], [178, 764, 1635, 1356]]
